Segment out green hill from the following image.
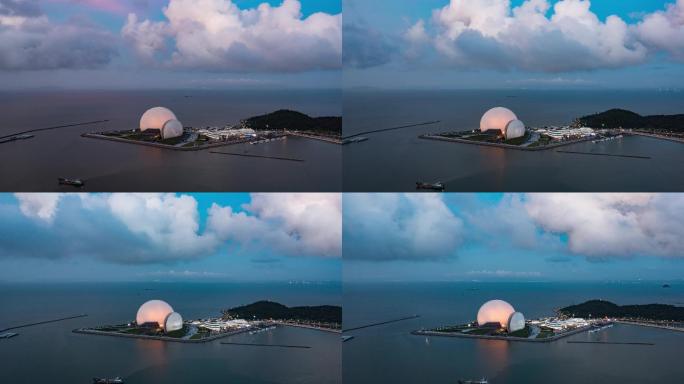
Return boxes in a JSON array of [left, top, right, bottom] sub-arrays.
[[577, 109, 684, 131], [243, 109, 341, 133], [223, 300, 342, 324], [559, 300, 684, 321]]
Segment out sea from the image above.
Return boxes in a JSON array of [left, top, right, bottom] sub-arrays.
[[343, 89, 684, 192], [343, 281, 684, 384], [0, 282, 341, 384], [0, 89, 341, 192]]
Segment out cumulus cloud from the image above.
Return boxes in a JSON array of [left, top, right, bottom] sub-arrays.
[[5, 193, 341, 264], [343, 194, 464, 261], [0, 0, 118, 70], [405, 0, 647, 72], [208, 193, 341, 257], [523, 193, 684, 259], [122, 0, 341, 72], [636, 0, 684, 61]]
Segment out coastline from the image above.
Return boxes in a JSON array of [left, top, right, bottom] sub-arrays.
[[418, 134, 594, 151], [411, 324, 596, 343]]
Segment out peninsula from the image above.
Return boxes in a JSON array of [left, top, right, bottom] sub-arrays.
[[223, 300, 342, 331]]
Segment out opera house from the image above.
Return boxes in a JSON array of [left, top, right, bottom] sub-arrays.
[[480, 107, 526, 140], [476, 299, 525, 332], [136, 299, 183, 332], [139, 107, 184, 140]]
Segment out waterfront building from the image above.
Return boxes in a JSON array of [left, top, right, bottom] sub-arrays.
[[476, 299, 525, 332], [480, 107, 526, 140], [139, 107, 184, 140], [135, 300, 183, 332]]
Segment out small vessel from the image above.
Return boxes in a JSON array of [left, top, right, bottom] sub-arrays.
[[416, 181, 445, 191], [0, 332, 18, 339], [58, 177, 84, 187], [93, 377, 124, 384], [458, 379, 488, 384], [341, 335, 354, 342]]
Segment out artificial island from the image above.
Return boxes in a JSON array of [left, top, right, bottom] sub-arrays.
[[74, 299, 341, 343], [83, 107, 342, 150], [412, 299, 684, 343], [420, 107, 684, 151]]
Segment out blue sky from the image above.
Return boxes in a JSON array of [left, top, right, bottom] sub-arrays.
[[0, 0, 341, 89], [344, 0, 684, 89], [343, 193, 684, 282], [0, 193, 341, 282]]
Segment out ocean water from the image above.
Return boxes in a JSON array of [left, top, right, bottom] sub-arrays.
[[0, 90, 341, 192], [0, 282, 342, 384], [343, 282, 684, 384], [343, 90, 684, 192]]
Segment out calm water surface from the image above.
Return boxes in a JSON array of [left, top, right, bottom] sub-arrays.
[[343, 282, 684, 384], [343, 90, 684, 191], [0, 90, 341, 192], [0, 282, 341, 384]]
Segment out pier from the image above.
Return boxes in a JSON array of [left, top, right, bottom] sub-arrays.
[[343, 121, 440, 140], [556, 150, 650, 159], [567, 341, 654, 346], [220, 342, 311, 349], [343, 315, 420, 332], [209, 151, 304, 162], [0, 120, 108, 142], [0, 314, 87, 333]]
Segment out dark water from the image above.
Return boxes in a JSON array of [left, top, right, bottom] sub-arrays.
[[343, 90, 684, 191], [0, 282, 341, 384], [0, 90, 341, 192], [343, 282, 684, 384]]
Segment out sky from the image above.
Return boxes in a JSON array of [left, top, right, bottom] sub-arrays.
[[344, 0, 684, 89], [343, 193, 684, 282], [0, 193, 341, 282], [0, 0, 341, 89]]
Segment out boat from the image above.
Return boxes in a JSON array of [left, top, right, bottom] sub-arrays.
[[58, 177, 84, 187], [416, 181, 445, 191], [341, 335, 354, 342], [93, 377, 124, 384], [458, 379, 488, 384]]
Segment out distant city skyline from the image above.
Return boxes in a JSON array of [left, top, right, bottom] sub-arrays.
[[344, 0, 684, 89], [0, 0, 341, 89], [343, 193, 684, 282], [0, 193, 341, 282]]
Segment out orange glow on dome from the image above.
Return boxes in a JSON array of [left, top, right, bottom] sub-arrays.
[[136, 300, 174, 327], [477, 299, 516, 329], [480, 107, 518, 135]]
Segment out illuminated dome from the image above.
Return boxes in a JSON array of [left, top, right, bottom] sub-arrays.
[[140, 107, 183, 139], [477, 299, 516, 329], [164, 311, 183, 332], [505, 119, 525, 140], [480, 107, 518, 137], [507, 311, 525, 332], [136, 300, 175, 330]]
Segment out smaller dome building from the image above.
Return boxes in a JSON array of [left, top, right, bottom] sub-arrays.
[[139, 107, 184, 140], [136, 299, 183, 332]]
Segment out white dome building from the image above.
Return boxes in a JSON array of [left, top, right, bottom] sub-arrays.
[[136, 299, 183, 332], [477, 299, 525, 331], [480, 107, 525, 140], [139, 107, 184, 140]]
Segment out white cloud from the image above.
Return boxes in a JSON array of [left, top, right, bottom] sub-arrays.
[[207, 193, 341, 257], [467, 269, 541, 278], [404, 0, 654, 72], [122, 0, 341, 72], [14, 193, 62, 222], [523, 193, 684, 258], [0, 1, 117, 70], [343, 194, 464, 261], [636, 0, 684, 61]]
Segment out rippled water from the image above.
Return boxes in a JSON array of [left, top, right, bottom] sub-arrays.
[[0, 282, 341, 384], [343, 90, 684, 191], [343, 282, 684, 384], [0, 90, 341, 192]]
